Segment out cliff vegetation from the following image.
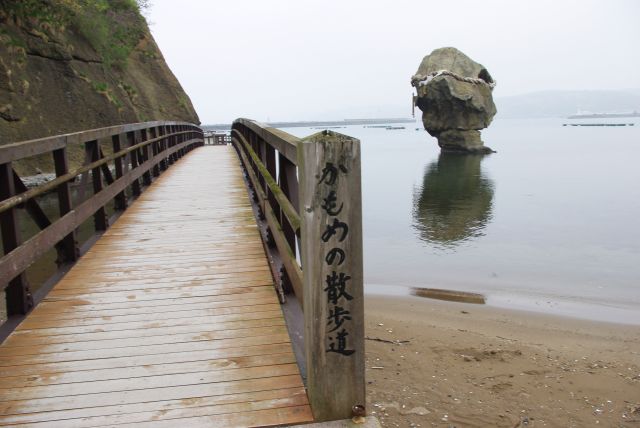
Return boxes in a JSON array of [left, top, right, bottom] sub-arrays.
[[0, 0, 199, 173]]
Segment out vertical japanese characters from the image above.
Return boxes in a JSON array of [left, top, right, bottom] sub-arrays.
[[319, 162, 354, 356], [301, 132, 364, 420]]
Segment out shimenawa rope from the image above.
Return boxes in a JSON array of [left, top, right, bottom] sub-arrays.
[[411, 70, 496, 89]]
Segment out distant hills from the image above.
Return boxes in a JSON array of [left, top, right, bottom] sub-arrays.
[[496, 89, 640, 118], [203, 117, 416, 131], [204, 89, 640, 128]]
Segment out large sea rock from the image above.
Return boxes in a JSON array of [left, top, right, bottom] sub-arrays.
[[411, 47, 497, 154]]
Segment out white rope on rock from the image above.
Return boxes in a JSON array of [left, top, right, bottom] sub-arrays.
[[411, 69, 496, 89]]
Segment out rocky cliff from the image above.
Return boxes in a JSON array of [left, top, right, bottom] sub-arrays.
[[0, 0, 199, 168]]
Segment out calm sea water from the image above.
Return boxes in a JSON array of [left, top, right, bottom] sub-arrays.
[[282, 118, 640, 325]]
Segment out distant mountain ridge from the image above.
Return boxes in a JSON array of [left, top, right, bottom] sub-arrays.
[[496, 90, 640, 118]]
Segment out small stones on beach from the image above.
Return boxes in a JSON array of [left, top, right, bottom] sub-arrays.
[[366, 305, 636, 428]]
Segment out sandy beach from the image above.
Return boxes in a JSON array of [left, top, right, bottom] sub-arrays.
[[364, 295, 640, 427]]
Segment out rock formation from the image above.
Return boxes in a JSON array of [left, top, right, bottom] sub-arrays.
[[411, 47, 497, 154], [0, 1, 199, 174]]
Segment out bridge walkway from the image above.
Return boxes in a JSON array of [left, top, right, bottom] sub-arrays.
[[0, 146, 313, 427]]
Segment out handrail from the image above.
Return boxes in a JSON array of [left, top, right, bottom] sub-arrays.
[[232, 130, 300, 232], [0, 130, 192, 214], [231, 121, 304, 303], [231, 128, 304, 304], [232, 118, 298, 163], [0, 121, 203, 337], [0, 121, 193, 164], [231, 118, 364, 422]]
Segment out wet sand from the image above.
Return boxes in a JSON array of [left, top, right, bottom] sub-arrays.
[[365, 295, 640, 427]]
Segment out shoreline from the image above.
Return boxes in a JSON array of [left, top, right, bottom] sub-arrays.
[[364, 294, 640, 427], [366, 283, 640, 327]]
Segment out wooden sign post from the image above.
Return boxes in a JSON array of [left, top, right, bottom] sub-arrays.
[[299, 131, 365, 421]]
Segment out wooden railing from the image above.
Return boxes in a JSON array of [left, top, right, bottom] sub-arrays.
[[0, 121, 203, 337], [231, 118, 365, 422]]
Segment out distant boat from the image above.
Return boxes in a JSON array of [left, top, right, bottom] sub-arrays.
[[567, 110, 640, 119], [562, 123, 634, 127]]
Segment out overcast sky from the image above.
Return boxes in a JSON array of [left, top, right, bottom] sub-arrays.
[[147, 0, 640, 124]]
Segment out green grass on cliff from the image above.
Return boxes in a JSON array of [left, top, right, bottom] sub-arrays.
[[2, 0, 149, 69]]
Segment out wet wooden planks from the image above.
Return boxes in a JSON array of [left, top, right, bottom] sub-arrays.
[[0, 146, 313, 427]]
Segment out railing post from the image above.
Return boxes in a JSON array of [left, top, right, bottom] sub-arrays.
[[112, 134, 128, 211], [86, 140, 108, 231], [0, 162, 33, 315], [179, 125, 185, 157], [149, 127, 160, 177], [298, 131, 365, 421], [126, 131, 141, 197], [262, 138, 277, 210], [158, 126, 166, 171], [140, 129, 152, 186], [53, 147, 79, 262], [168, 126, 176, 165], [278, 153, 298, 292]]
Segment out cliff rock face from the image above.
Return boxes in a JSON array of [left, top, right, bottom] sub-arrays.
[[411, 47, 496, 154], [0, 1, 199, 172]]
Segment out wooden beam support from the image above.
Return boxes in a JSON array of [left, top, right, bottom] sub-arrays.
[[233, 137, 303, 303], [0, 163, 33, 315], [53, 147, 79, 263], [126, 131, 141, 197], [86, 140, 108, 231], [232, 130, 300, 233], [111, 134, 127, 211], [140, 129, 152, 186], [12, 170, 52, 231], [278, 154, 300, 294], [150, 127, 160, 177], [98, 147, 115, 186]]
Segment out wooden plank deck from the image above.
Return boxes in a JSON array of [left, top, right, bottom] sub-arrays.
[[0, 146, 313, 427]]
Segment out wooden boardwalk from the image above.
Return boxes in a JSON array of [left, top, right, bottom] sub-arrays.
[[0, 146, 313, 427]]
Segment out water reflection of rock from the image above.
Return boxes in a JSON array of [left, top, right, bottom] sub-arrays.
[[413, 154, 494, 247]]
